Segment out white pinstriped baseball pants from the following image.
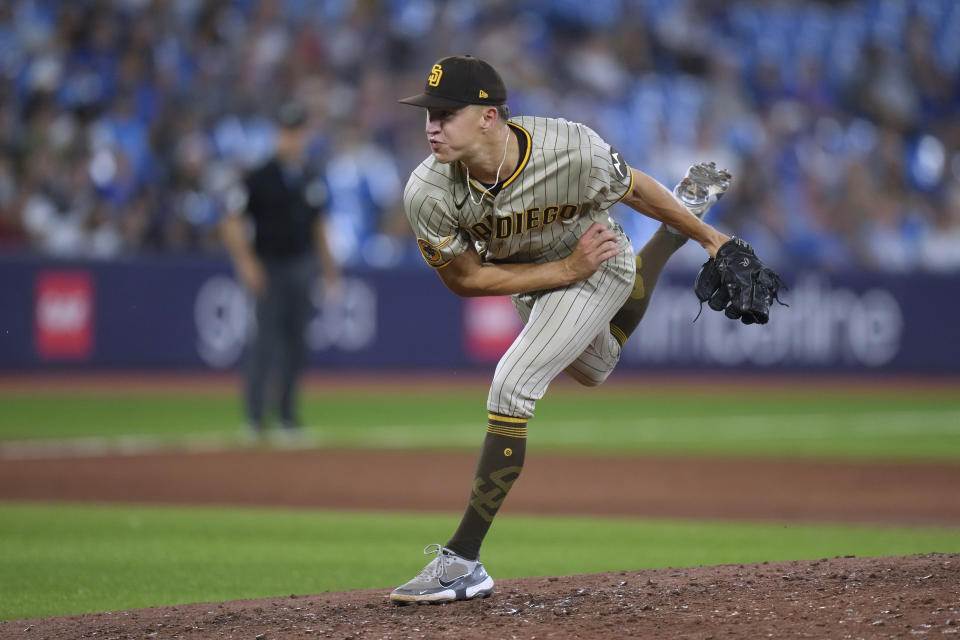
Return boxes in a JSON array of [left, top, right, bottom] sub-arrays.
[[487, 230, 636, 419]]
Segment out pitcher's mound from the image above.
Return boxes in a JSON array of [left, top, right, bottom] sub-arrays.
[[7, 554, 958, 639]]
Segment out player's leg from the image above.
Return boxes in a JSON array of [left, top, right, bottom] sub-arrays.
[[275, 256, 315, 433], [563, 323, 623, 387], [245, 265, 283, 436], [391, 237, 635, 604], [609, 161, 730, 345], [606, 227, 686, 346], [451, 239, 634, 555]]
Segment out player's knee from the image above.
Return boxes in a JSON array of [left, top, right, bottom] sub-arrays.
[[587, 369, 612, 387], [564, 366, 611, 387]]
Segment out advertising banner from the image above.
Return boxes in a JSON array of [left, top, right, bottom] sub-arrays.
[[0, 256, 957, 373], [34, 270, 95, 360]]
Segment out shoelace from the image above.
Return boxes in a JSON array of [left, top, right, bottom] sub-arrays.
[[419, 543, 459, 580], [415, 543, 445, 579]]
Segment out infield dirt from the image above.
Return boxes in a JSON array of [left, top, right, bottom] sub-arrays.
[[1, 444, 959, 638]]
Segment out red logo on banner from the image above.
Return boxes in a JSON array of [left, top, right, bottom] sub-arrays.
[[35, 271, 94, 360], [464, 297, 524, 362]]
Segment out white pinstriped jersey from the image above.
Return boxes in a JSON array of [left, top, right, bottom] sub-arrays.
[[404, 116, 634, 268]]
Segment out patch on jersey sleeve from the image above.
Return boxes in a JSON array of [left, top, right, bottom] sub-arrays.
[[417, 236, 453, 267], [609, 146, 628, 181]]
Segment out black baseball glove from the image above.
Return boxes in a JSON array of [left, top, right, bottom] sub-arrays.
[[694, 237, 786, 325]]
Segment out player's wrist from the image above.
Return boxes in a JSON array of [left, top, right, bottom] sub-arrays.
[[557, 255, 580, 286], [700, 229, 730, 258]]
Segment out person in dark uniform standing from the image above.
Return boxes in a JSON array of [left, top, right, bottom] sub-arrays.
[[221, 100, 340, 440]]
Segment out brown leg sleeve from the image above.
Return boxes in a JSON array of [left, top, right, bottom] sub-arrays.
[[609, 227, 688, 346], [445, 414, 527, 561]]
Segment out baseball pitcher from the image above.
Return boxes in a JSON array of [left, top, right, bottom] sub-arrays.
[[391, 55, 784, 604]]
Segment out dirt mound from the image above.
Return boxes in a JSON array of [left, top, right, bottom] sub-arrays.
[[6, 554, 957, 639]]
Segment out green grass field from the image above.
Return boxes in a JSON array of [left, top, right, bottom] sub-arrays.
[[1, 378, 958, 622], [2, 502, 958, 622], [2, 380, 959, 459]]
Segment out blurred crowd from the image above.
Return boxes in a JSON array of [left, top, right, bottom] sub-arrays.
[[0, 0, 958, 272]]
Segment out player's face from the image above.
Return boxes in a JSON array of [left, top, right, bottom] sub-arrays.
[[424, 106, 482, 163]]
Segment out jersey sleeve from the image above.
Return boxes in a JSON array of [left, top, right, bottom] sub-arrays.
[[579, 124, 634, 211], [403, 174, 472, 269]]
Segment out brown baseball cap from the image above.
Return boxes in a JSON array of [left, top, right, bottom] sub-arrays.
[[399, 55, 507, 109]]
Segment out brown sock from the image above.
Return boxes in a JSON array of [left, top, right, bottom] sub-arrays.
[[445, 413, 527, 561], [609, 227, 688, 346]]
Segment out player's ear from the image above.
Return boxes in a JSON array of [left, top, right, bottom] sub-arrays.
[[479, 105, 499, 131]]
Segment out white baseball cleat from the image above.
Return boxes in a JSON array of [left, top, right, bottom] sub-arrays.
[[390, 544, 494, 604], [665, 161, 732, 234]]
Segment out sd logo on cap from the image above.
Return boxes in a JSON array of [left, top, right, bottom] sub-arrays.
[[399, 55, 507, 109]]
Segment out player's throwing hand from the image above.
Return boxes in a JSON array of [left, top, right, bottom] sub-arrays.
[[563, 222, 623, 282]]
